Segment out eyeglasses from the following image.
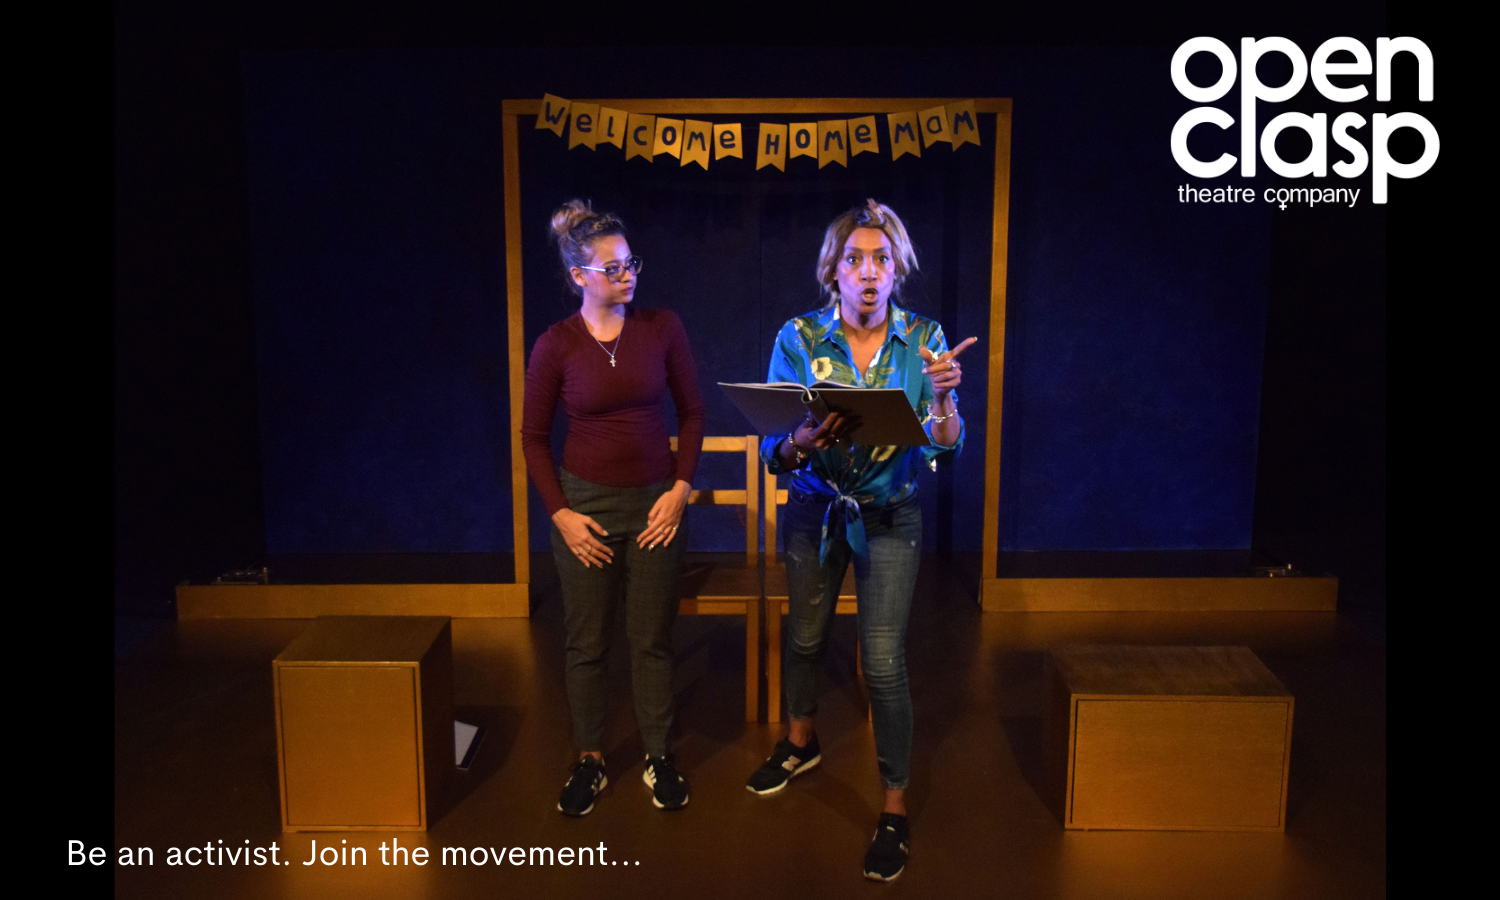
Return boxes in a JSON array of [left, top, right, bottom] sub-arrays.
[[578, 256, 644, 281]]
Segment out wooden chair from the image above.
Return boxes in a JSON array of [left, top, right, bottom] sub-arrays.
[[762, 465, 865, 724], [670, 436, 762, 722]]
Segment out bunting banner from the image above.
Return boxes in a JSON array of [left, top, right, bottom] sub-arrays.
[[789, 123, 817, 160], [756, 123, 787, 171], [535, 96, 984, 171], [653, 117, 684, 159], [713, 123, 743, 160], [888, 110, 921, 160], [918, 105, 952, 148], [849, 115, 879, 156], [598, 107, 628, 148], [625, 113, 655, 160], [817, 119, 848, 168], [681, 120, 712, 169]]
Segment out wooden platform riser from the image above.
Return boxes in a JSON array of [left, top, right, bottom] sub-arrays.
[[982, 577, 1338, 612], [182, 576, 1339, 619], [177, 584, 530, 619]]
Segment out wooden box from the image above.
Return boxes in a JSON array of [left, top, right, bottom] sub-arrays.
[[273, 616, 453, 831], [1043, 645, 1293, 831]]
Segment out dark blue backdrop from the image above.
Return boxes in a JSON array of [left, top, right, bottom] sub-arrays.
[[242, 47, 1269, 556]]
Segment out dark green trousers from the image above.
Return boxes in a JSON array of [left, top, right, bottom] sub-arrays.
[[552, 469, 685, 758]]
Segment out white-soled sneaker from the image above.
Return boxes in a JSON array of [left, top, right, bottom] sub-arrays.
[[862, 813, 909, 882], [643, 754, 689, 810], [557, 756, 607, 816], [745, 734, 822, 795]]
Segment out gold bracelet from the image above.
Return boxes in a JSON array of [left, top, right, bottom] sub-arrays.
[[784, 435, 810, 467]]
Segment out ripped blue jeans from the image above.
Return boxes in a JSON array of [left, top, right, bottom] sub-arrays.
[[782, 487, 921, 790]]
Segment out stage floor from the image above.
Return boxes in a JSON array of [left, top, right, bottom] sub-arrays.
[[114, 558, 1385, 899]]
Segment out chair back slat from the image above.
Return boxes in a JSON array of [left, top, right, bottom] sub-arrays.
[[666, 434, 764, 723], [670, 435, 759, 565]]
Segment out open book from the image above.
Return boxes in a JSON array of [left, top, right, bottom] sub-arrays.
[[718, 381, 931, 446]]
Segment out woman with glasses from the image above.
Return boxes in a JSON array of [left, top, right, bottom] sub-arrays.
[[745, 199, 974, 881], [522, 199, 704, 816]]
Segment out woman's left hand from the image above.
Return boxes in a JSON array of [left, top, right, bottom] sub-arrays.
[[921, 337, 978, 399], [638, 480, 692, 549]]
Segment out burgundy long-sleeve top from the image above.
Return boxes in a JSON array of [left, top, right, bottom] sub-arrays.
[[522, 307, 705, 516]]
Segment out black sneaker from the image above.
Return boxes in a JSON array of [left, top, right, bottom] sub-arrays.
[[745, 734, 822, 795], [557, 756, 607, 816], [862, 813, 909, 882], [643, 755, 690, 810]]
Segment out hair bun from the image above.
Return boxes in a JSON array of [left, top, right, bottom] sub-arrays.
[[548, 200, 628, 296], [550, 199, 595, 240]]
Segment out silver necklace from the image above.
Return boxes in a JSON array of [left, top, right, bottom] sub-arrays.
[[589, 316, 624, 367]]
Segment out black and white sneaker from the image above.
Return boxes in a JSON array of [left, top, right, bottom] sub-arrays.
[[862, 813, 909, 882], [643, 754, 690, 810], [557, 756, 607, 816], [745, 734, 822, 795]]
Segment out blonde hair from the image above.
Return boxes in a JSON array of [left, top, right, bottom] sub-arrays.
[[814, 199, 918, 306], [549, 199, 627, 295]]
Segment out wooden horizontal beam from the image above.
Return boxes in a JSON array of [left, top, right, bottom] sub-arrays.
[[678, 599, 755, 615], [686, 489, 748, 505], [672, 435, 753, 452], [176, 584, 530, 619], [504, 98, 1010, 116], [981, 577, 1338, 612], [772, 600, 858, 613]]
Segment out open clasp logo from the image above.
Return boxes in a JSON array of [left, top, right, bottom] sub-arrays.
[[1171, 37, 1438, 204]]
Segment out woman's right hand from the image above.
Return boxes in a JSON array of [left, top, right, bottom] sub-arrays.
[[794, 411, 857, 451], [553, 508, 613, 568]]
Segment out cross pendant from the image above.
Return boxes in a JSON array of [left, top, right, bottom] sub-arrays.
[[610, 358, 616, 367]]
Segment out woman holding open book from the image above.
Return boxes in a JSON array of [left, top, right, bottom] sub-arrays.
[[746, 199, 973, 882], [522, 200, 704, 817]]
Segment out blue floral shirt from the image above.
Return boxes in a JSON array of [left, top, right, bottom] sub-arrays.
[[760, 304, 964, 558]]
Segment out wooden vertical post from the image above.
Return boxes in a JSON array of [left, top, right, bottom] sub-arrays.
[[502, 107, 531, 593], [981, 102, 1012, 606]]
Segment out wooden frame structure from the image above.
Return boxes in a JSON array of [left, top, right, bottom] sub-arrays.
[[176, 96, 1013, 620], [176, 95, 1336, 619], [500, 97, 1015, 609]]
